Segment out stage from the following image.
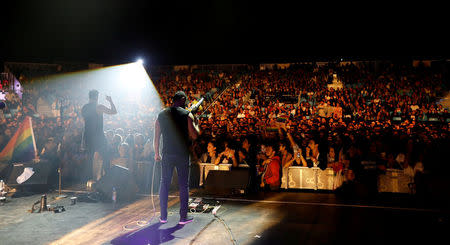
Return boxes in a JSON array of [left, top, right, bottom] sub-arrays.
[[0, 188, 449, 245]]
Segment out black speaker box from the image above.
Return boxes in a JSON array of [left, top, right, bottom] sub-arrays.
[[205, 169, 249, 194], [136, 160, 161, 194], [6, 161, 52, 186], [4, 160, 52, 193], [95, 164, 138, 202], [0, 162, 11, 179]]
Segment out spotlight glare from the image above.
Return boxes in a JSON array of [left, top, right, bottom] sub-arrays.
[[136, 59, 143, 65]]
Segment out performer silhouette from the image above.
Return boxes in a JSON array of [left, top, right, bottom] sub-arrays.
[[81, 90, 117, 182], [154, 91, 200, 225]]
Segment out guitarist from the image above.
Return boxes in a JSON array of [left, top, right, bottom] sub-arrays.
[[154, 91, 200, 225]]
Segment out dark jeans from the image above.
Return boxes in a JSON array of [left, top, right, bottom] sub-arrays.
[[159, 154, 190, 220]]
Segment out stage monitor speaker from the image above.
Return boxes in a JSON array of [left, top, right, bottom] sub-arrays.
[[95, 164, 138, 202], [0, 162, 12, 179], [136, 160, 161, 194], [4, 161, 52, 192], [205, 169, 249, 194]]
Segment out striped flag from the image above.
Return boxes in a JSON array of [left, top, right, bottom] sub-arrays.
[[266, 126, 278, 132], [0, 116, 38, 162], [277, 114, 289, 122]]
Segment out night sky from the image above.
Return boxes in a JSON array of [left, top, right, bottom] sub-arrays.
[[1, 0, 448, 66]]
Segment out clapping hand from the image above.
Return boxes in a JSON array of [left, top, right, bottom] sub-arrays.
[[225, 149, 235, 158]]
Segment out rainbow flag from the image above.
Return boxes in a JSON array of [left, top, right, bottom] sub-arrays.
[[0, 116, 37, 163], [277, 114, 289, 122], [266, 126, 278, 132]]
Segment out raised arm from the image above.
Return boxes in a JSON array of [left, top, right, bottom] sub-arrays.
[[282, 153, 293, 168], [230, 150, 238, 167], [97, 96, 117, 115], [284, 126, 297, 150]]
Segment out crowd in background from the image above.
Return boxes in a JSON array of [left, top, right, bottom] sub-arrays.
[[1, 61, 449, 194]]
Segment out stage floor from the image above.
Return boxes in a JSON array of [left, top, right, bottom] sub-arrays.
[[1, 189, 449, 245]]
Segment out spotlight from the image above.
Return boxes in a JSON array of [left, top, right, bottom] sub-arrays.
[[136, 59, 143, 65]]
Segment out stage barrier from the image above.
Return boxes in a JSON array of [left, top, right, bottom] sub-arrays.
[[285, 167, 413, 192], [283, 167, 337, 190], [377, 169, 413, 193], [198, 162, 413, 193]]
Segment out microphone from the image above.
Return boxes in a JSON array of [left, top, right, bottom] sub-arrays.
[[188, 97, 204, 113]]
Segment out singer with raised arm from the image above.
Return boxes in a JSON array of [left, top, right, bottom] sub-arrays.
[[81, 90, 117, 183], [154, 91, 200, 225]]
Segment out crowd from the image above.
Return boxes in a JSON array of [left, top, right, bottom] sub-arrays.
[[0, 61, 449, 195]]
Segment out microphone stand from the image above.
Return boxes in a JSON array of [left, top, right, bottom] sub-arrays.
[[55, 136, 66, 200], [54, 167, 67, 200]]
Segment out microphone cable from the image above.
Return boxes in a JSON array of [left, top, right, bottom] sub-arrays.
[[188, 205, 237, 245], [214, 212, 238, 245], [123, 160, 159, 230]]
